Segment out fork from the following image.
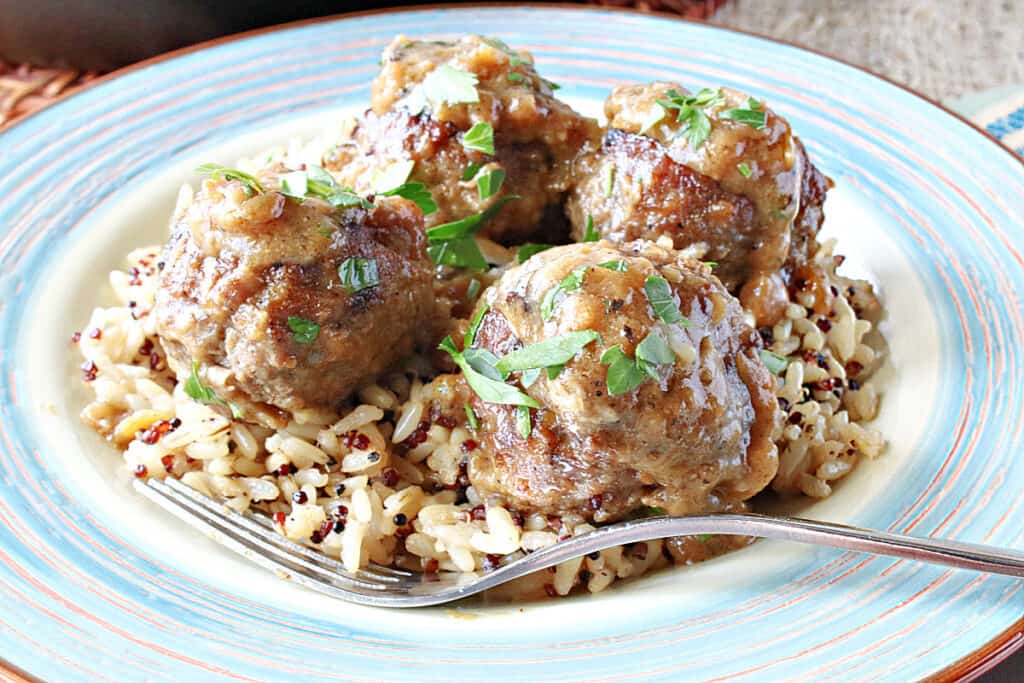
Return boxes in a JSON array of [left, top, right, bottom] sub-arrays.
[[135, 477, 1024, 607]]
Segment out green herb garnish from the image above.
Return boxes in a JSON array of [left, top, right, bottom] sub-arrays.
[[419, 65, 479, 108], [438, 336, 539, 408], [517, 243, 553, 263], [464, 403, 479, 430], [184, 361, 242, 418], [426, 195, 520, 270], [540, 265, 589, 321], [508, 72, 527, 84], [465, 303, 489, 347], [338, 258, 380, 294], [287, 316, 321, 344], [516, 405, 532, 439], [759, 349, 789, 375], [462, 122, 495, 155], [371, 160, 415, 193], [194, 163, 264, 196], [299, 165, 373, 209], [461, 162, 484, 181], [494, 331, 601, 377], [634, 331, 674, 381], [466, 278, 481, 300], [476, 168, 505, 200], [582, 214, 600, 242], [721, 97, 766, 130], [737, 162, 753, 178], [380, 182, 438, 215], [644, 276, 690, 326], [600, 345, 648, 396], [601, 164, 615, 198], [655, 87, 723, 150], [597, 259, 628, 272]]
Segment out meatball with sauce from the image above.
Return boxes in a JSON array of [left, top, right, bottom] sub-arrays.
[[324, 35, 600, 244], [153, 168, 435, 425], [571, 82, 830, 325], [460, 241, 780, 522]]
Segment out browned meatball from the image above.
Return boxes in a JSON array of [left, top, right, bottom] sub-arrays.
[[566, 128, 757, 291], [326, 35, 600, 244], [582, 82, 829, 326], [463, 241, 780, 522], [153, 170, 435, 424]]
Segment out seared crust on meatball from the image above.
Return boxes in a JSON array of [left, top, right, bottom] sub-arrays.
[[465, 241, 780, 522], [153, 173, 435, 423], [566, 128, 758, 290], [327, 35, 600, 244]]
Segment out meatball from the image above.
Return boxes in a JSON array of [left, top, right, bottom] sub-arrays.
[[462, 241, 780, 522], [579, 82, 829, 325], [325, 35, 600, 243], [153, 170, 435, 424]]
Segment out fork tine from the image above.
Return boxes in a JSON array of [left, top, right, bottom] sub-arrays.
[[139, 479, 397, 596], [159, 478, 409, 585]]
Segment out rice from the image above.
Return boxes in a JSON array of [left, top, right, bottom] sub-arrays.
[[73, 233, 885, 599]]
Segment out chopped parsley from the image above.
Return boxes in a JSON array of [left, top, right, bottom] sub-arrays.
[[600, 345, 648, 396], [464, 403, 479, 430], [540, 265, 589, 321], [194, 163, 264, 196], [279, 164, 372, 209], [517, 243, 553, 263], [696, 534, 713, 542], [644, 276, 690, 326], [338, 257, 380, 294], [418, 65, 479, 109], [464, 303, 489, 347], [183, 361, 242, 418], [494, 331, 602, 377], [462, 122, 495, 155], [438, 336, 539, 408], [721, 97, 767, 130], [597, 259, 628, 272], [601, 332, 676, 395], [380, 182, 437, 215], [508, 72, 527, 84], [476, 168, 505, 200], [759, 349, 789, 375], [466, 278, 481, 300], [582, 214, 600, 242], [655, 87, 723, 149], [737, 162, 753, 178], [287, 316, 321, 344], [601, 164, 616, 198], [639, 105, 666, 135], [516, 405, 532, 439], [371, 160, 415, 193], [426, 195, 520, 270], [461, 161, 484, 181]]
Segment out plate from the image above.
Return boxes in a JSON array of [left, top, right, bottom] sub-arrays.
[[2, 5, 1024, 681]]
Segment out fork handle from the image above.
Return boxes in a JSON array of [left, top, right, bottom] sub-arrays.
[[564, 513, 1024, 577]]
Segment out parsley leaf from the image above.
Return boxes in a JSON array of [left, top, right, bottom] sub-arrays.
[[438, 336, 539, 408], [540, 265, 589, 321], [516, 405, 532, 439], [426, 195, 520, 270], [721, 97, 766, 130], [759, 349, 789, 375], [299, 165, 373, 209], [494, 331, 602, 376], [655, 87, 723, 150], [601, 164, 615, 198], [517, 243, 553, 263], [737, 162, 753, 178], [338, 258, 380, 294], [476, 168, 505, 200], [644, 276, 690, 326], [464, 403, 479, 430], [461, 162, 484, 181], [520, 367, 542, 388], [287, 316, 320, 344], [278, 170, 308, 198], [195, 163, 264, 196], [639, 105, 665, 135], [600, 345, 648, 395], [465, 303, 489, 347], [466, 278, 481, 300], [508, 72, 527, 84], [597, 259, 628, 272], [371, 161, 415, 193], [380, 182, 438, 215], [419, 65, 479, 108], [582, 214, 600, 242], [184, 361, 242, 418], [462, 122, 495, 155], [635, 331, 674, 380]]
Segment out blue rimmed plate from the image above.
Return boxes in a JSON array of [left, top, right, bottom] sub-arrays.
[[2, 5, 1024, 681]]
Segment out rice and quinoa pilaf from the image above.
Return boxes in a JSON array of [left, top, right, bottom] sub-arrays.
[[74, 216, 884, 600]]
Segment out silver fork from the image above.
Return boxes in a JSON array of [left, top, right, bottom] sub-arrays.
[[136, 477, 1024, 607]]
